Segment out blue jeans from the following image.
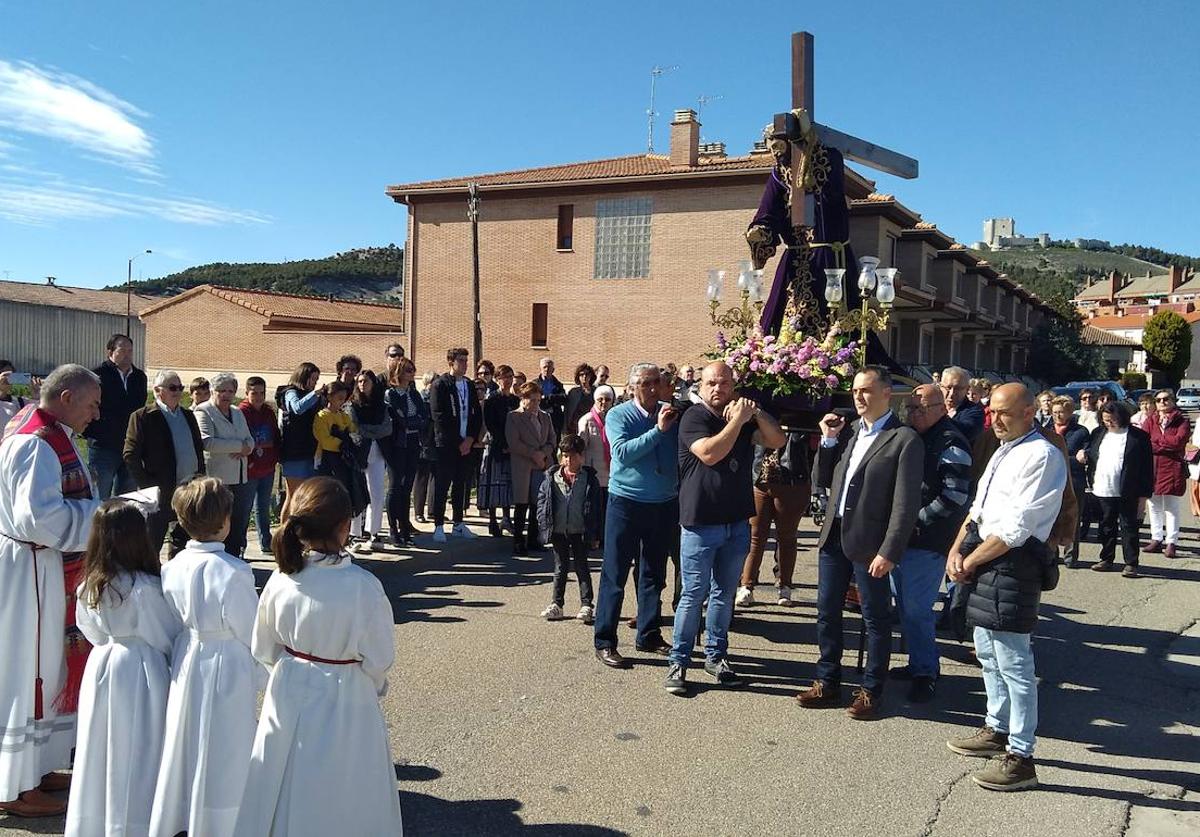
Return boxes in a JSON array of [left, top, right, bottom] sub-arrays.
[[815, 526, 894, 693], [247, 474, 274, 552], [891, 547, 945, 678], [974, 626, 1037, 758], [89, 443, 133, 500], [669, 521, 750, 668], [593, 494, 676, 651]]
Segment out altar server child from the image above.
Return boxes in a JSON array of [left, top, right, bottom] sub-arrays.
[[150, 477, 263, 837], [66, 500, 182, 837], [234, 476, 403, 837]]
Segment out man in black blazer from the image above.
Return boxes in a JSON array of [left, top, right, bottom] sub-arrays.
[[123, 370, 205, 556], [798, 366, 924, 719], [429, 347, 484, 542], [86, 333, 149, 498]]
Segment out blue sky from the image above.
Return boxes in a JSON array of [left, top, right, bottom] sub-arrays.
[[0, 1, 1197, 288]]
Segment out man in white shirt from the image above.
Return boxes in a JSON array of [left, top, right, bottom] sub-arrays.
[[945, 383, 1066, 792]]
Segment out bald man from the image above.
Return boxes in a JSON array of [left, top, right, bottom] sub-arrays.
[[945, 383, 1066, 792]]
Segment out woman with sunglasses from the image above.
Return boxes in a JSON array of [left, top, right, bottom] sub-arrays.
[[1145, 389, 1191, 558]]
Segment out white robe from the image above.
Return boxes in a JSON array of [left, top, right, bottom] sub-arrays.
[[233, 552, 402, 837], [0, 430, 98, 801], [150, 541, 262, 837], [66, 571, 181, 837]]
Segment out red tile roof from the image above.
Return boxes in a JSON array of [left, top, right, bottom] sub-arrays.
[[0, 279, 157, 317], [139, 285, 403, 331], [1081, 325, 1141, 347], [386, 153, 776, 198], [1087, 312, 1200, 329]]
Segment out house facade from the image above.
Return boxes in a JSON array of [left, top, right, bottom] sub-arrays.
[[387, 108, 1056, 382]]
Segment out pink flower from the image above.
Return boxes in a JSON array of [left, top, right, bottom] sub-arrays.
[[749, 361, 762, 372], [826, 375, 839, 386]]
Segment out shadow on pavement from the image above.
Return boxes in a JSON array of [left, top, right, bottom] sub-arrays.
[[400, 791, 628, 836]]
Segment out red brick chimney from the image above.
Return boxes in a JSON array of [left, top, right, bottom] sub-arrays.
[[669, 109, 699, 168], [1169, 264, 1185, 293], [1108, 270, 1121, 303]]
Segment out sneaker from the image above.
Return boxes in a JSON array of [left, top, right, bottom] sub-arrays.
[[1121, 565, 1141, 579], [704, 657, 744, 687], [540, 603, 564, 621], [452, 523, 476, 539], [946, 724, 1009, 757], [351, 541, 371, 555], [369, 536, 388, 551], [971, 753, 1038, 792], [432, 527, 447, 544], [663, 663, 688, 696], [777, 586, 793, 606], [576, 605, 595, 624], [735, 585, 755, 607]]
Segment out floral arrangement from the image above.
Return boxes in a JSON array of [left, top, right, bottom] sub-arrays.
[[715, 317, 859, 399]]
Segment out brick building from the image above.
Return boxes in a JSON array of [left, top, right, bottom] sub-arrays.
[[138, 284, 405, 389], [386, 109, 1056, 381]]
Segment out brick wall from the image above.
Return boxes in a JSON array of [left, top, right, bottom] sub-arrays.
[[407, 180, 767, 381], [142, 293, 408, 390]]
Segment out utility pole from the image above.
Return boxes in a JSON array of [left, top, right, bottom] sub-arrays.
[[466, 183, 483, 365], [646, 64, 678, 153], [127, 249, 151, 334]]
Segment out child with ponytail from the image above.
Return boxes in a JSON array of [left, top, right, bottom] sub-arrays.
[[234, 476, 402, 836], [66, 500, 181, 837]]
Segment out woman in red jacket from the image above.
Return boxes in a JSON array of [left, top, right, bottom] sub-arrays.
[[1146, 389, 1190, 558]]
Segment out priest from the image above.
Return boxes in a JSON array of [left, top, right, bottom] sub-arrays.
[[0, 364, 102, 817]]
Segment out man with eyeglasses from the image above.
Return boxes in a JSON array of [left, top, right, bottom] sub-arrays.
[[940, 366, 984, 445], [1075, 388, 1099, 432], [384, 344, 405, 383], [893, 384, 972, 702], [123, 369, 206, 555]]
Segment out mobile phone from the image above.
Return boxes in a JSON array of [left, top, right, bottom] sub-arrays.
[[6, 372, 31, 386]]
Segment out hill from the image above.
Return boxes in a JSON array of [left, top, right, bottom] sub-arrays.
[[110, 245, 405, 304], [967, 246, 1169, 313]]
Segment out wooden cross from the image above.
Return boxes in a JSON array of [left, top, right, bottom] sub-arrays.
[[776, 32, 919, 228]]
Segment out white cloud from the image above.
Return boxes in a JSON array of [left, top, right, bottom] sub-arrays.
[[0, 178, 270, 227], [0, 60, 155, 173]]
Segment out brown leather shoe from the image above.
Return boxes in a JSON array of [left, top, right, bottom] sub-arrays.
[[0, 789, 68, 817], [595, 647, 630, 669], [1164, 543, 1178, 559], [37, 772, 71, 793], [796, 681, 841, 708], [1143, 540, 1164, 553], [635, 636, 671, 656], [847, 687, 882, 720]]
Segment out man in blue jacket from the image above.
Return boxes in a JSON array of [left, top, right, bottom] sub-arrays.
[[593, 362, 680, 668], [85, 333, 147, 498]]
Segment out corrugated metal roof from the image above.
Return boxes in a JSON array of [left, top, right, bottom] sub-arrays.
[[0, 279, 157, 317]]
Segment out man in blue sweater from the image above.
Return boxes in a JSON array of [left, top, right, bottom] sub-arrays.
[[593, 363, 681, 668]]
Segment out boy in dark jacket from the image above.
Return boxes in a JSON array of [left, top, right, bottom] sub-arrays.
[[536, 435, 601, 623]]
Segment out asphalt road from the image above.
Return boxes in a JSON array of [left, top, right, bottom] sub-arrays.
[[4, 511, 1198, 836]]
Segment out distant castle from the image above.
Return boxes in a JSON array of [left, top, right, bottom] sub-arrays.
[[974, 218, 1109, 252]]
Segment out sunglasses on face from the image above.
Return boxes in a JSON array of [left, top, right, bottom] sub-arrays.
[[1157, 396, 1172, 402], [163, 384, 184, 392], [387, 353, 403, 359]]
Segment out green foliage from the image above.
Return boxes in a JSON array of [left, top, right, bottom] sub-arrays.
[[1142, 311, 1193, 385], [1107, 243, 1200, 272], [1027, 313, 1103, 385], [109, 245, 405, 304], [1119, 371, 1148, 391]]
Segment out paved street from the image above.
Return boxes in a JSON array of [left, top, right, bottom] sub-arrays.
[[3, 513, 1198, 836]]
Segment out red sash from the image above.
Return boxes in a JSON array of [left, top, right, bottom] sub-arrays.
[[285, 646, 358, 665], [3, 405, 94, 715]]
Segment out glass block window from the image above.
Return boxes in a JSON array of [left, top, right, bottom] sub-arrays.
[[593, 197, 652, 279]]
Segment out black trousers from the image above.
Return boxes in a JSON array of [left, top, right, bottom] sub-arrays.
[[413, 458, 436, 519], [432, 446, 471, 526], [1097, 495, 1140, 567], [147, 501, 189, 559], [386, 441, 420, 538], [551, 533, 594, 608]]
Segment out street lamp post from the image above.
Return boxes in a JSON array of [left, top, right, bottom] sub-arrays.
[[126, 249, 152, 334]]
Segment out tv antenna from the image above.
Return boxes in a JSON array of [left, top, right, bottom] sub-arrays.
[[646, 64, 679, 153], [696, 94, 723, 140]]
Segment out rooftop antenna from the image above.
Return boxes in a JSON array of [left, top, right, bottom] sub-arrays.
[[696, 94, 723, 140], [646, 64, 679, 153]]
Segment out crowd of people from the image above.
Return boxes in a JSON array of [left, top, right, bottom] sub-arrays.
[[0, 335, 1195, 833]]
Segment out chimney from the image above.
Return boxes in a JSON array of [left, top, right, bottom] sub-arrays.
[[1108, 269, 1120, 303], [669, 108, 699, 167], [46, 276, 56, 286], [1169, 264, 1185, 293], [698, 141, 726, 158]]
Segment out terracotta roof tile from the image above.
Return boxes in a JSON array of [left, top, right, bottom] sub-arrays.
[[1087, 311, 1200, 329], [140, 285, 403, 330], [0, 279, 157, 317], [386, 153, 773, 195], [1081, 325, 1140, 347]]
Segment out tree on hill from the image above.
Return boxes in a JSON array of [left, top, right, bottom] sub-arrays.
[[1142, 311, 1193, 385]]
